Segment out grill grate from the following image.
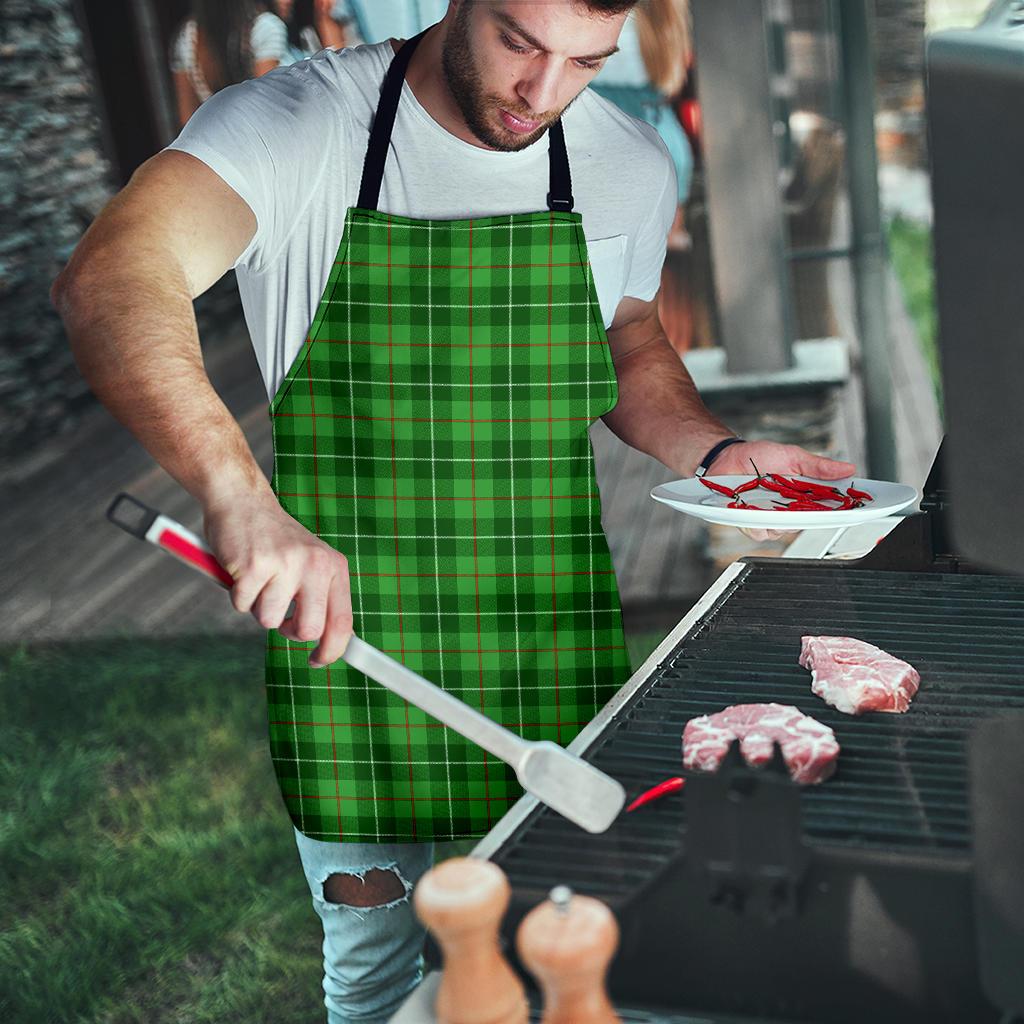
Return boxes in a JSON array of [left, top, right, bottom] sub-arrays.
[[492, 563, 1024, 899]]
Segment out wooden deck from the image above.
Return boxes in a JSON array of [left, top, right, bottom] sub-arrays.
[[1, 236, 941, 645]]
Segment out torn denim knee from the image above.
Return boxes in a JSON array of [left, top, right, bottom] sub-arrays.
[[314, 862, 414, 921]]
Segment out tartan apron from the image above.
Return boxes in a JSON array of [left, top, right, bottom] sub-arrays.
[[265, 30, 632, 842]]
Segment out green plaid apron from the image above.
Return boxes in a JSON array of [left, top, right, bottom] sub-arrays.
[[265, 31, 631, 842]]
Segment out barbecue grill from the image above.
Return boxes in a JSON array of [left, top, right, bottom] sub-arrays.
[[387, 9, 1024, 1022], [471, 445, 1023, 1022], [463, 9, 1024, 1022]]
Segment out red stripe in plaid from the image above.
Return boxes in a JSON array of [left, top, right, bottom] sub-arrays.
[[271, 720, 593, 730]]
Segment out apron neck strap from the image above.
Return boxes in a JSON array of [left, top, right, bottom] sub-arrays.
[[546, 119, 573, 213], [358, 29, 427, 212], [357, 29, 575, 214]]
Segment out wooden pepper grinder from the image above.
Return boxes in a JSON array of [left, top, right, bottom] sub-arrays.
[[516, 885, 621, 1024], [413, 857, 528, 1024]]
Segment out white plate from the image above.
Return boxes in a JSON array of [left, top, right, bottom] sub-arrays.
[[650, 476, 920, 530]]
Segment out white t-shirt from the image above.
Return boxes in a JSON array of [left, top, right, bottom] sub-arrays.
[[166, 40, 676, 401]]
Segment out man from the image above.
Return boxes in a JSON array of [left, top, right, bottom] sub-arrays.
[[52, 2, 855, 1020]]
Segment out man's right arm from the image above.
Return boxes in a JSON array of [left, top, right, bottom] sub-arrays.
[[51, 150, 353, 665]]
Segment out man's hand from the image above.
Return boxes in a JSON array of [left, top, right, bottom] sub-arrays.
[[203, 492, 354, 668], [708, 440, 857, 543]]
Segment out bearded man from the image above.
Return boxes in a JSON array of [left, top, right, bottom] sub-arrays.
[[52, 2, 854, 1020]]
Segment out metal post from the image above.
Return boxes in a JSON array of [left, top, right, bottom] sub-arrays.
[[690, 0, 795, 374], [836, 0, 898, 480], [129, 0, 177, 148]]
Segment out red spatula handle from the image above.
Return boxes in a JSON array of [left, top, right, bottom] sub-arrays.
[[106, 493, 234, 589]]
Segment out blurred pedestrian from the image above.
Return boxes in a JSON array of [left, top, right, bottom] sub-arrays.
[[592, 0, 694, 348], [275, 0, 351, 64], [170, 0, 290, 128], [592, 0, 693, 210]]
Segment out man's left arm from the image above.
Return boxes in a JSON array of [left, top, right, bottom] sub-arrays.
[[601, 293, 856, 483]]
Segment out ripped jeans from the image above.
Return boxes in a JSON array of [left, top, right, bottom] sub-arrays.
[[292, 825, 451, 1024]]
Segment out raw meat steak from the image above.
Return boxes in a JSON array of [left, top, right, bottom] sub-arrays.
[[799, 635, 920, 716], [682, 703, 839, 785]]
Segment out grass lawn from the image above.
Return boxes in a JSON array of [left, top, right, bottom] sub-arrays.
[[1, 629, 667, 1023], [1, 635, 326, 1024], [886, 215, 943, 415]]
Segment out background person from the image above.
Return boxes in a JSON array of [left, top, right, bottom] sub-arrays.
[[275, 0, 351, 63], [170, 0, 290, 128]]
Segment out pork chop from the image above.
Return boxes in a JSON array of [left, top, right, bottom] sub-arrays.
[[682, 703, 840, 785], [799, 635, 920, 715]]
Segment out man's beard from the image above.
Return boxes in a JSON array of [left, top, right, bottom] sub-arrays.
[[441, 5, 563, 151]]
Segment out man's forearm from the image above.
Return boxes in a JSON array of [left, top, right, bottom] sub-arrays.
[[53, 257, 272, 511], [601, 333, 735, 477]]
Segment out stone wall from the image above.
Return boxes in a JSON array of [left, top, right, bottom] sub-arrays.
[[0, 0, 116, 465], [0, 0, 245, 467]]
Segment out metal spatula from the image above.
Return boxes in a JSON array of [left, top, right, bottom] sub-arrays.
[[107, 493, 626, 834]]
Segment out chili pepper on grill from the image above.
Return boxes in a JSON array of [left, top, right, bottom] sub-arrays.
[[626, 776, 686, 812]]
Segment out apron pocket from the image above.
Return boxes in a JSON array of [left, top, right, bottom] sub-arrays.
[[584, 234, 628, 329]]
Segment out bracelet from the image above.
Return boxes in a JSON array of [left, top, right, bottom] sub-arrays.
[[694, 437, 745, 478]]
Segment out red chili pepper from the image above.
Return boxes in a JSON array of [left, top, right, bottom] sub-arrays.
[[734, 478, 762, 494], [626, 776, 686, 812], [699, 477, 737, 498], [779, 498, 833, 511], [847, 485, 873, 502], [775, 474, 844, 498], [763, 480, 820, 501]]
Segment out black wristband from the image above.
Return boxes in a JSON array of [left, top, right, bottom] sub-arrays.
[[695, 437, 745, 478]]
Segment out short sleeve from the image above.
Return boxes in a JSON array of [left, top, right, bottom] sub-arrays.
[[623, 139, 678, 302], [250, 11, 289, 63], [164, 64, 337, 273]]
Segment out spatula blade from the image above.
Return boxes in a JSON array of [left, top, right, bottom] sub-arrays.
[[516, 741, 625, 834]]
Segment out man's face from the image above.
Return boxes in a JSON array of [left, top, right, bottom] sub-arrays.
[[441, 1, 627, 151]]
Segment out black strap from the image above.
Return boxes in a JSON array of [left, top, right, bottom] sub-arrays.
[[695, 437, 745, 478], [357, 29, 574, 214], [357, 29, 429, 211], [546, 118, 573, 212]]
